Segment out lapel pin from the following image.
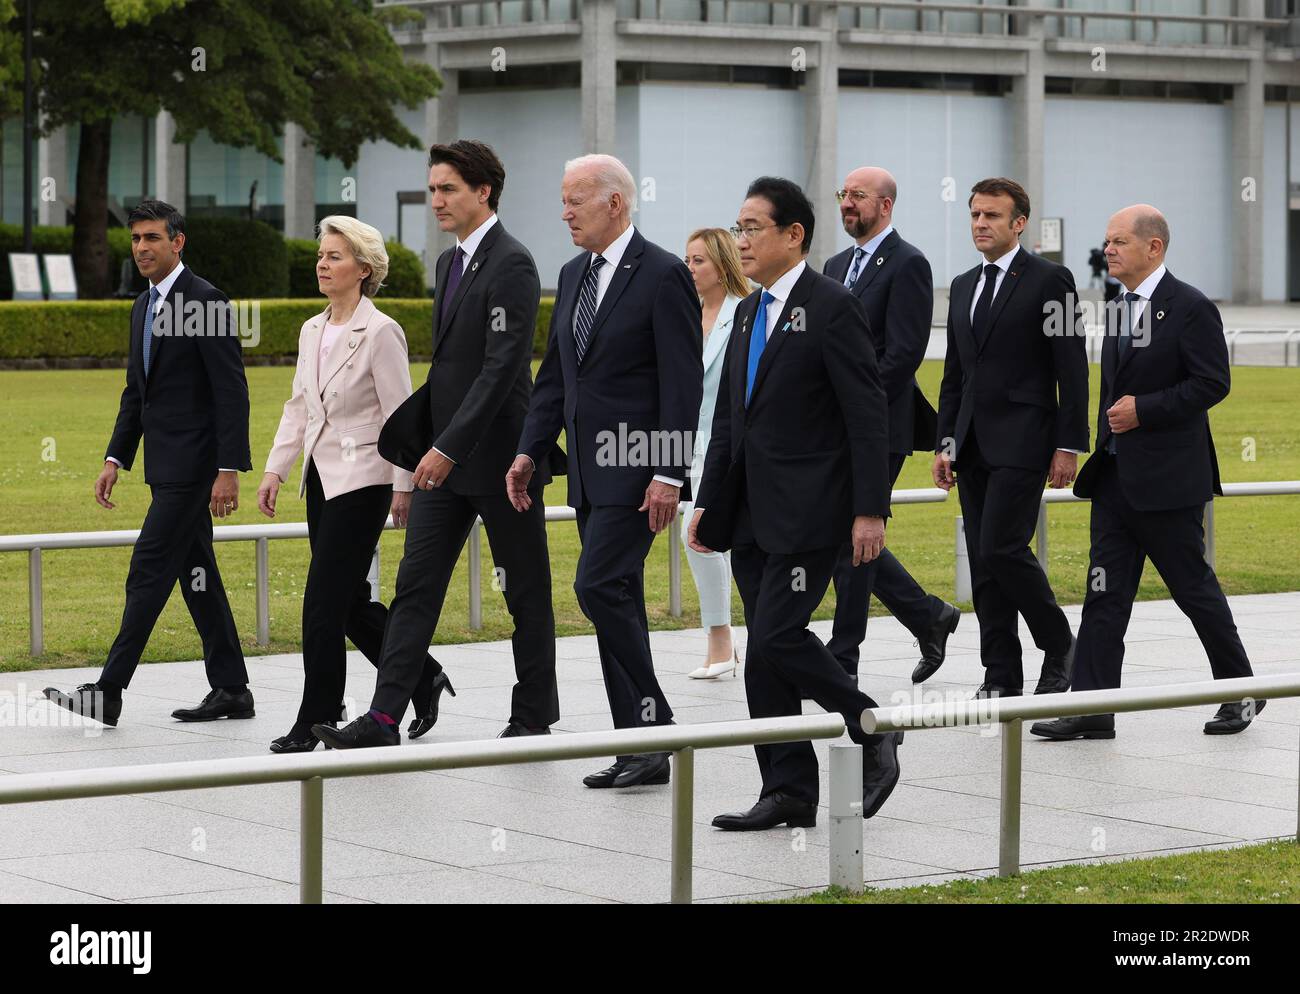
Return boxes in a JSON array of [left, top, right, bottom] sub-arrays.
[[471, 261, 479, 272], [348, 339, 357, 348], [876, 257, 884, 266], [782, 322, 791, 333], [623, 263, 631, 269], [1156, 310, 1165, 320]]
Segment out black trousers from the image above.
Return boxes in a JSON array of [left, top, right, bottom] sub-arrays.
[[101, 475, 247, 690], [732, 526, 877, 805], [956, 430, 1072, 689], [1071, 455, 1252, 692], [371, 484, 558, 728], [292, 462, 439, 735], [828, 452, 945, 673], [574, 503, 672, 755]]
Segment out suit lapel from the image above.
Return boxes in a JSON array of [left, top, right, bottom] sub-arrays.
[[826, 247, 851, 286], [731, 292, 760, 407], [1116, 272, 1173, 380], [144, 266, 192, 388], [955, 266, 978, 348], [749, 266, 814, 404], [132, 293, 149, 392], [320, 297, 375, 393], [436, 223, 502, 349], [431, 249, 452, 341], [702, 300, 735, 373], [977, 248, 1027, 352], [853, 230, 898, 296], [303, 308, 328, 399]]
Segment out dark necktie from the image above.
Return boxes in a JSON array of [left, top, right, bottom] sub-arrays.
[[438, 247, 466, 327], [573, 254, 606, 364], [1106, 292, 1142, 455], [844, 247, 866, 288], [970, 263, 1000, 343], [142, 286, 160, 377]]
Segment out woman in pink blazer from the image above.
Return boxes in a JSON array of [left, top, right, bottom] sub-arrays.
[[258, 216, 442, 753]]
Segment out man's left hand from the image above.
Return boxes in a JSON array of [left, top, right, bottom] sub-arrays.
[[414, 447, 453, 491], [1107, 395, 1140, 434], [639, 480, 680, 534], [210, 470, 239, 519]]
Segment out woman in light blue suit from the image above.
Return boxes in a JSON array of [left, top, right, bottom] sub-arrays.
[[681, 228, 752, 679]]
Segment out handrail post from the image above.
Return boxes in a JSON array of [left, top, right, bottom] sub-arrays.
[[256, 536, 270, 647], [300, 776, 323, 904], [1203, 500, 1215, 568], [468, 519, 483, 631], [668, 513, 682, 619], [29, 547, 43, 656], [1035, 502, 1048, 571], [670, 747, 694, 904], [829, 742, 864, 892], [998, 717, 1023, 878], [955, 516, 971, 602]]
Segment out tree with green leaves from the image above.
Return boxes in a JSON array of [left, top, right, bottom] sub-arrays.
[[1, 0, 438, 296]]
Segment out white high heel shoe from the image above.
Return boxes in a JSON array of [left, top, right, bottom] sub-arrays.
[[688, 650, 740, 680]]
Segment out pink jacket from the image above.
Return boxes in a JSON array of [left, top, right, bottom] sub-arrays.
[[264, 296, 416, 500]]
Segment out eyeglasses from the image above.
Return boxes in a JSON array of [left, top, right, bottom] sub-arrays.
[[834, 190, 886, 204], [728, 223, 785, 240]]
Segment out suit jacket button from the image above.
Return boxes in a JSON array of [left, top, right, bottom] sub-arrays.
[[347, 361, 353, 368], [331, 391, 337, 397]]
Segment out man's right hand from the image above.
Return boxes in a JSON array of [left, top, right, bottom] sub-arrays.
[[932, 452, 956, 491], [506, 454, 535, 511], [95, 461, 119, 509]]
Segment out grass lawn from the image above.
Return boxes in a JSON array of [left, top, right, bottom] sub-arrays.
[[777, 839, 1300, 904], [1, 360, 1298, 671]]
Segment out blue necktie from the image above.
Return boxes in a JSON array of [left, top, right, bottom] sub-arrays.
[[745, 291, 775, 406], [844, 247, 866, 288], [142, 286, 160, 378]]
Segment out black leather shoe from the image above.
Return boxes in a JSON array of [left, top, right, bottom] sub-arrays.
[[172, 687, 255, 722], [408, 668, 455, 740], [583, 760, 628, 788], [911, 602, 961, 683], [312, 714, 399, 749], [43, 684, 121, 727], [1030, 713, 1115, 740], [712, 792, 817, 831], [1035, 635, 1075, 695], [612, 753, 670, 788], [972, 683, 1022, 700], [269, 733, 321, 754], [1204, 699, 1266, 735], [498, 721, 551, 738], [862, 731, 904, 819]]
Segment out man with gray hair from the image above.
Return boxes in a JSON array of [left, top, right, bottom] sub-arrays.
[[511, 154, 702, 789], [1032, 204, 1262, 741]]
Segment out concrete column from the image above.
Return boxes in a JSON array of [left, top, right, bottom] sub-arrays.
[[581, 0, 617, 153], [1232, 0, 1266, 304], [1009, 10, 1045, 226], [154, 111, 187, 211], [424, 41, 459, 289], [37, 123, 68, 226], [805, 5, 840, 269], [283, 122, 317, 239]]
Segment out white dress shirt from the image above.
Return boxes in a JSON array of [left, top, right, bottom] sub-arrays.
[[107, 261, 239, 473], [758, 259, 806, 341], [1122, 263, 1167, 328]]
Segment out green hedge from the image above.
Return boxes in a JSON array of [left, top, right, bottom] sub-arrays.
[[0, 296, 558, 359], [286, 237, 426, 299]]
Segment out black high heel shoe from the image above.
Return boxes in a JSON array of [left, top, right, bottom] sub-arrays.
[[408, 671, 456, 740]]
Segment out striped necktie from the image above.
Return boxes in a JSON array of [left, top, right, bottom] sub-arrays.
[[573, 254, 606, 364]]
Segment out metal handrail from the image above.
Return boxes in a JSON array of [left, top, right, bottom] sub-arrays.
[[0, 714, 851, 904], [861, 673, 1300, 878]]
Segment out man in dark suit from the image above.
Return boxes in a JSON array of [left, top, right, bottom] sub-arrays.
[[509, 154, 701, 789], [822, 166, 960, 682], [689, 177, 900, 830], [932, 178, 1089, 699], [45, 199, 253, 727], [1032, 205, 1261, 740], [315, 140, 558, 749]]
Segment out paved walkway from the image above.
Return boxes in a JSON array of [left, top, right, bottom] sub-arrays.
[[1, 592, 1296, 904]]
